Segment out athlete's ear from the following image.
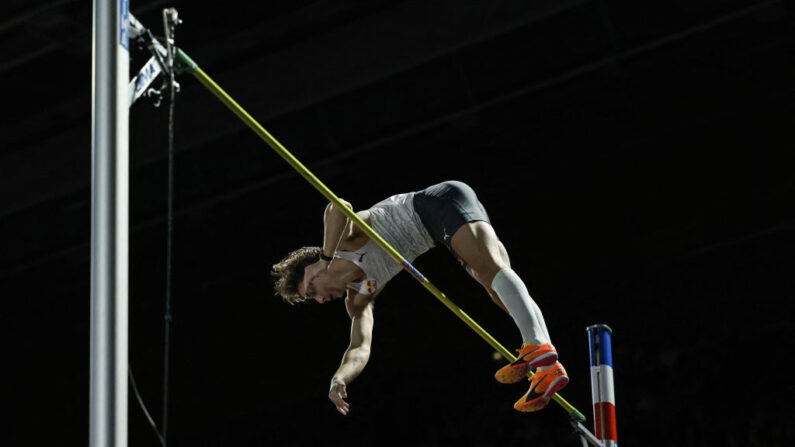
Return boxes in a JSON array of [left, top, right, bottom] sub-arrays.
[[300, 267, 308, 297]]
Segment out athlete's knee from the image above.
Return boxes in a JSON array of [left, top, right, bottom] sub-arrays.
[[471, 260, 508, 291], [479, 243, 510, 280], [496, 240, 510, 266]]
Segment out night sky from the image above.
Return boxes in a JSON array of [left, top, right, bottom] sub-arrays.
[[2, 1, 794, 446]]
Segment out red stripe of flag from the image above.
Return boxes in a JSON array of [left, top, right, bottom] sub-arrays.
[[594, 402, 618, 442]]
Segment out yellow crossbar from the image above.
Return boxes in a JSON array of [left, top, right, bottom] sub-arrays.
[[175, 48, 585, 422]]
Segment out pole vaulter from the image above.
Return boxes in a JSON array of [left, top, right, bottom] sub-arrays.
[[170, 47, 586, 423]]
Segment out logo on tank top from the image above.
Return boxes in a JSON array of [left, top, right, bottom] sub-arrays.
[[358, 252, 366, 263], [364, 279, 377, 294], [351, 279, 377, 295]]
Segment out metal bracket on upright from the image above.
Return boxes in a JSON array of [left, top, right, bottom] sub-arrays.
[[127, 11, 182, 107], [572, 419, 606, 447]]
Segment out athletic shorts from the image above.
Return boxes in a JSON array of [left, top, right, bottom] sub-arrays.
[[412, 180, 491, 267]]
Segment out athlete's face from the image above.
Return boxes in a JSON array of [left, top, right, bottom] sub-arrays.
[[301, 269, 345, 304]]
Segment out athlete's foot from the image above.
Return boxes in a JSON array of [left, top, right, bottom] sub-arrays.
[[513, 361, 569, 413], [494, 342, 558, 384]]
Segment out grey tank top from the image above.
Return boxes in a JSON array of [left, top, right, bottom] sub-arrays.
[[334, 192, 434, 295]]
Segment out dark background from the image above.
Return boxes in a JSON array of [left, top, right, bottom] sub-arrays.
[[2, 0, 794, 445]]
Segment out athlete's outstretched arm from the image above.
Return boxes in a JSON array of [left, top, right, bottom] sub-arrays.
[[329, 299, 374, 415]]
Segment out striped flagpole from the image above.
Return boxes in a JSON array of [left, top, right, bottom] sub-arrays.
[[587, 324, 618, 446]]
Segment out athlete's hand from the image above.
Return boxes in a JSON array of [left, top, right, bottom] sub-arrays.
[[329, 379, 350, 415]]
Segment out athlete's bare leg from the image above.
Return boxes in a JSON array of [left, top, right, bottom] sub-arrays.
[[451, 221, 511, 312]]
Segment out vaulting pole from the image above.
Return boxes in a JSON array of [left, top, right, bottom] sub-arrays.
[[90, 0, 130, 446], [174, 48, 585, 422]]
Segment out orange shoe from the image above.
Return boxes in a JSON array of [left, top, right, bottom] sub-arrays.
[[513, 361, 569, 413], [494, 342, 558, 384]]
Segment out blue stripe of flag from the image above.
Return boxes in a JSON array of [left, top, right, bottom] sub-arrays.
[[588, 326, 613, 367]]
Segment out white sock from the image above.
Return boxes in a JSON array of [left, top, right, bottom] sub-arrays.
[[491, 268, 551, 346]]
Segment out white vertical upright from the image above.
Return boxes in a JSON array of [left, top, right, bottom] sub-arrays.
[[90, 0, 130, 446]]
